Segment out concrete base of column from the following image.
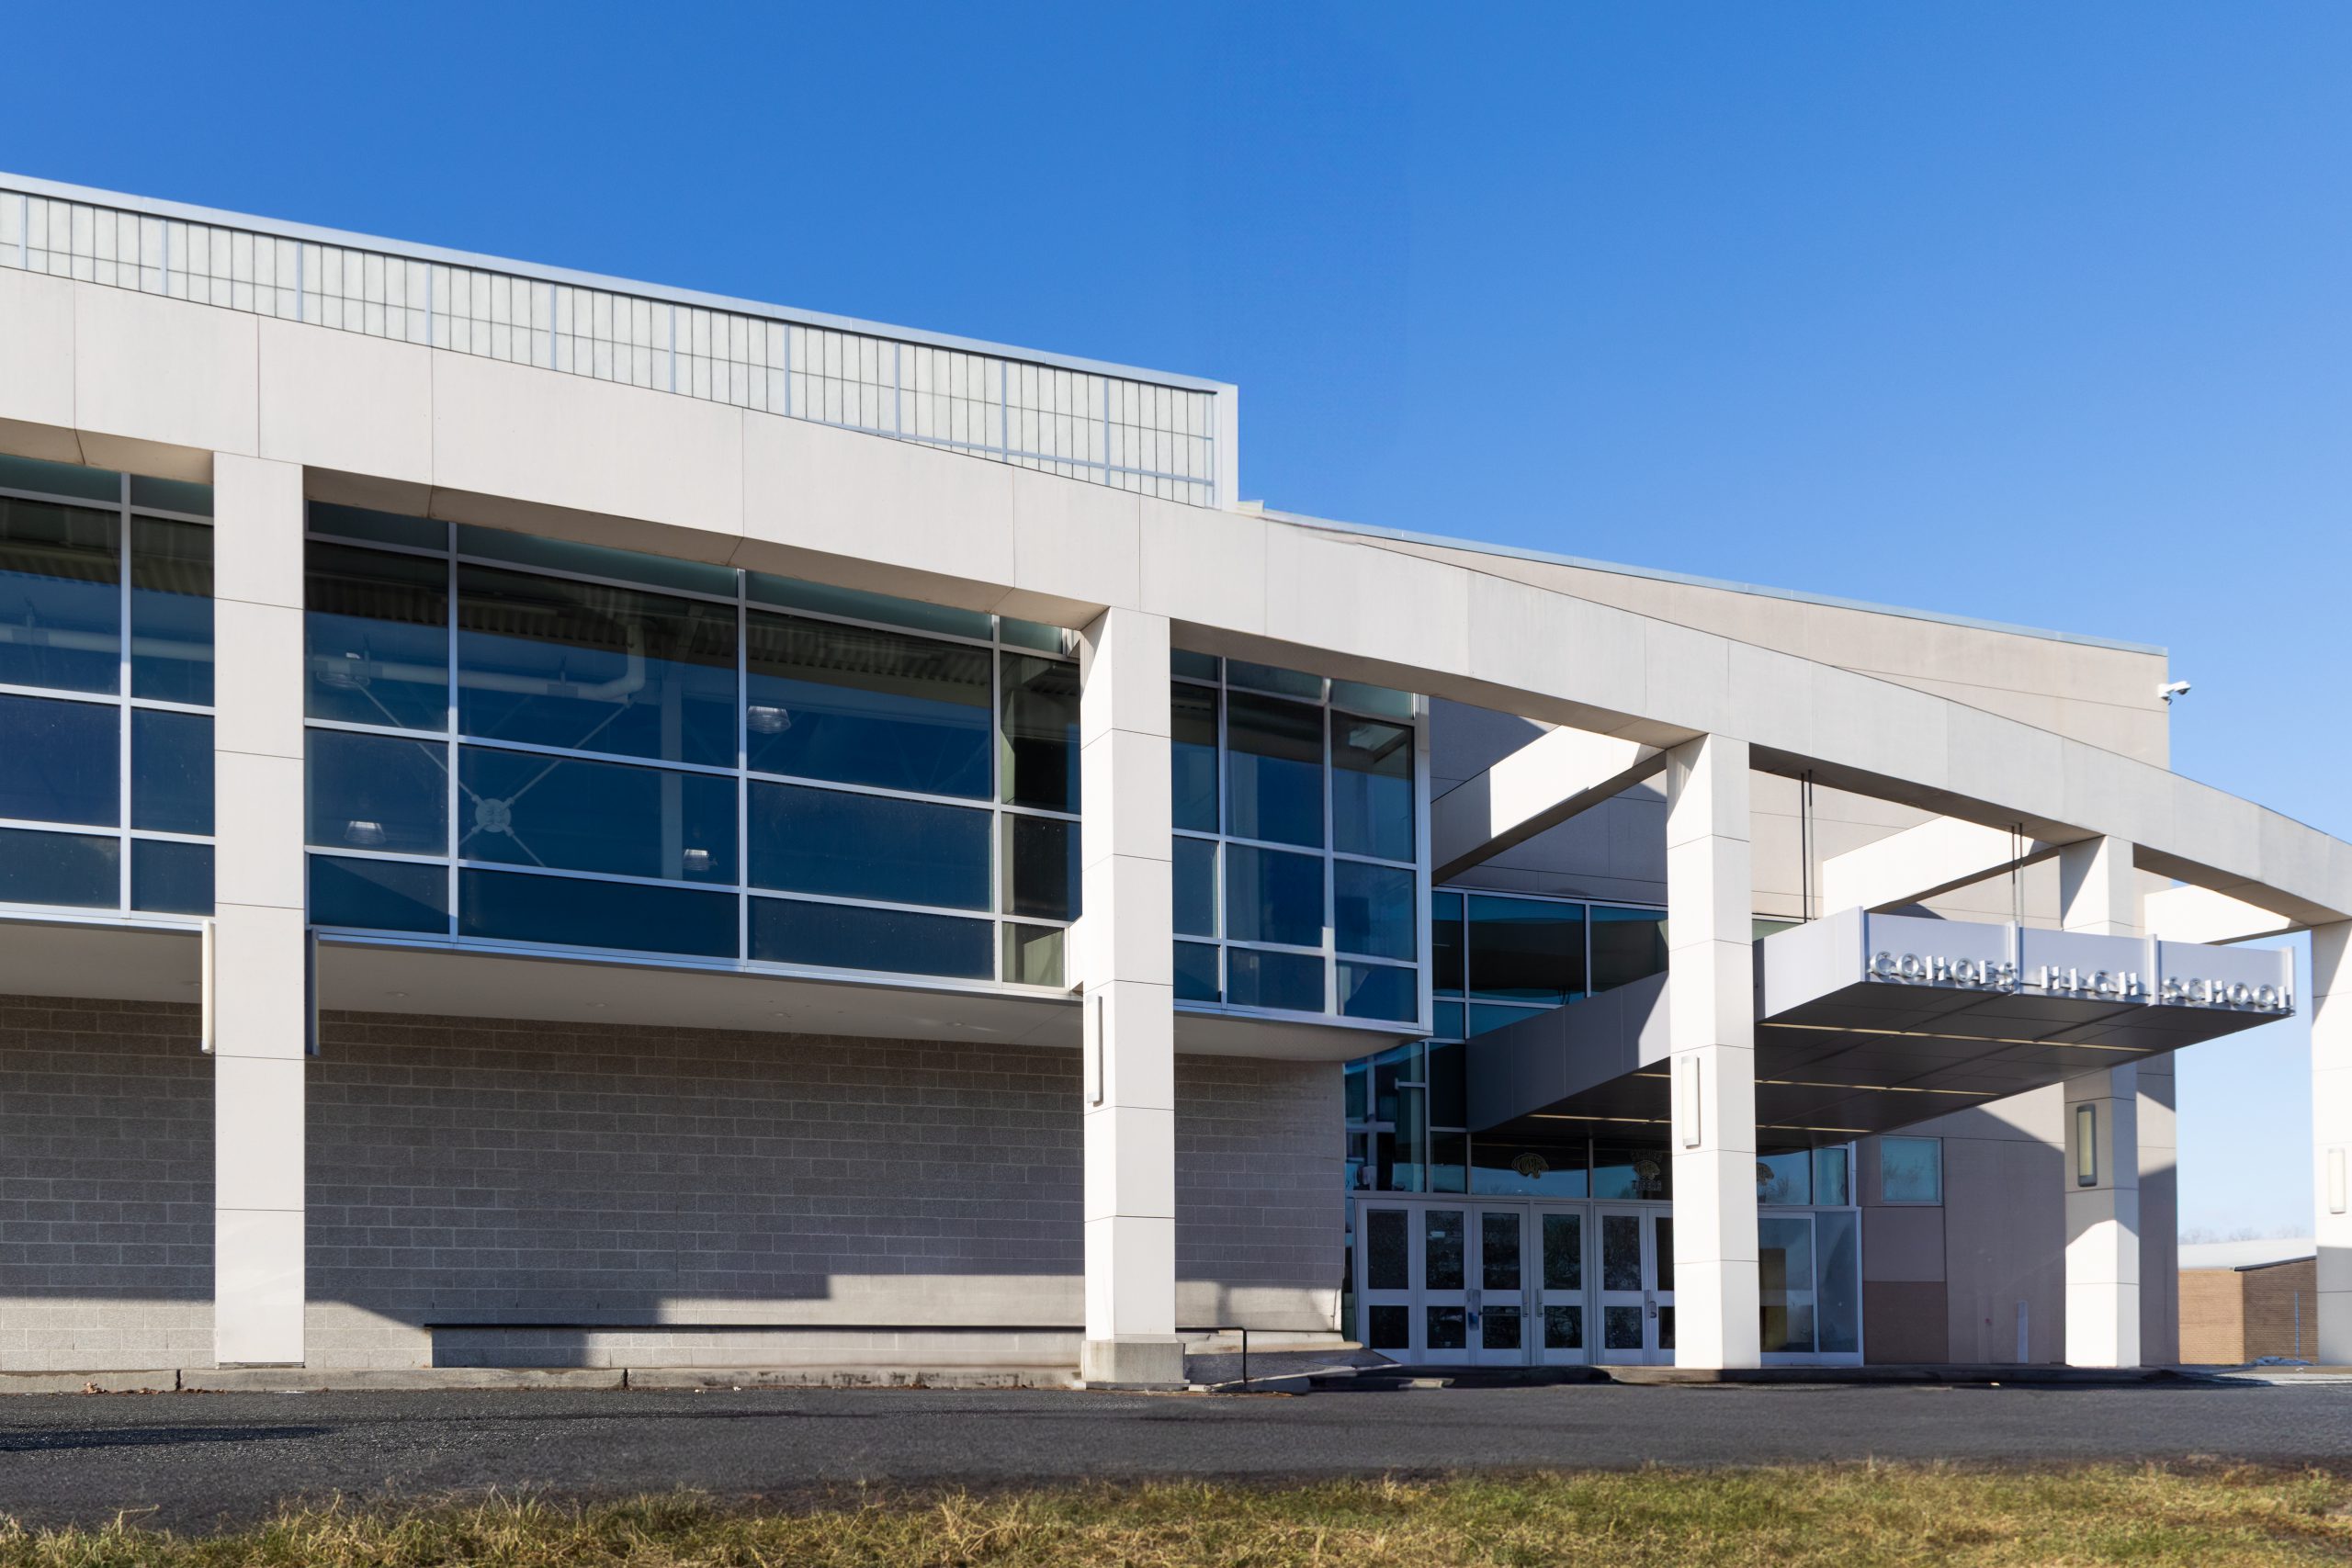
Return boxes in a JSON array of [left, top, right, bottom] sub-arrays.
[[1079, 1336, 1188, 1389]]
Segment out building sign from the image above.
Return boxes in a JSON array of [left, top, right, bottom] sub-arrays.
[[1856, 911, 2293, 1017]]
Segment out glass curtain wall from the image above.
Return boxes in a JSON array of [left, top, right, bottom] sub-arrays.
[[301, 505, 1080, 987], [1170, 652, 1424, 1024], [0, 457, 216, 919], [1349, 888, 1670, 1193]]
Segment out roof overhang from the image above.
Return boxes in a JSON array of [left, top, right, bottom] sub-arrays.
[[1470, 909, 2295, 1142]]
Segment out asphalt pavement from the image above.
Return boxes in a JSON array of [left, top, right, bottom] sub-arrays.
[[6, 1380, 2352, 1531]]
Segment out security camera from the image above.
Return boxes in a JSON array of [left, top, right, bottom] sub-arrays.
[[2160, 681, 2191, 703]]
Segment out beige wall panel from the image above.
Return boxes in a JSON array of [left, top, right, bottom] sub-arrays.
[[1004, 468, 1139, 625], [0, 269, 77, 443], [737, 410, 1013, 611], [257, 318, 432, 484], [74, 286, 257, 471], [434, 350, 744, 541]]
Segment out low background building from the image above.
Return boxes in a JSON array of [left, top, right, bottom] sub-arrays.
[[2179, 1239, 2319, 1365]]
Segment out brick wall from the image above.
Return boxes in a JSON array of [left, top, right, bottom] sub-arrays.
[[0, 997, 1342, 1371]]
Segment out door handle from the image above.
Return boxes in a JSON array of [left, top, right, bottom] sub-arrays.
[[1645, 1294, 1657, 1318]]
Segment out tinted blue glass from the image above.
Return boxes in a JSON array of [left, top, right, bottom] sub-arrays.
[[308, 502, 445, 551], [1468, 895, 1586, 1002], [746, 572, 992, 640], [0, 498, 119, 694], [1228, 660, 1322, 700], [310, 853, 447, 932], [1174, 941, 1221, 1002], [0, 455, 119, 502], [1591, 904, 1668, 993], [1333, 715, 1413, 862], [1170, 682, 1218, 832], [1170, 649, 1220, 682], [1433, 889, 1464, 994], [0, 694, 119, 826], [131, 840, 213, 915], [749, 782, 989, 908], [1172, 836, 1216, 937], [129, 518, 213, 704], [745, 611, 990, 797], [1226, 692, 1322, 848], [750, 896, 991, 978], [461, 868, 737, 956], [458, 565, 737, 767], [305, 543, 449, 731], [1433, 1000, 1464, 1040], [1335, 860, 1415, 960], [128, 476, 213, 516], [130, 709, 213, 834], [458, 747, 735, 884], [457, 524, 737, 598], [1001, 653, 1080, 812], [0, 828, 118, 908], [1002, 813, 1080, 921], [1330, 681, 1414, 721], [1226, 843, 1323, 949], [1227, 947, 1324, 1012], [1470, 1003, 1550, 1037], [307, 730, 448, 854], [1340, 961, 1419, 1023]]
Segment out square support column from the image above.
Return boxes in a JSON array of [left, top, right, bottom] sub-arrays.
[[209, 455, 310, 1368], [2059, 835, 2140, 1368], [2314, 923, 2352, 1363], [1665, 734, 1759, 1370], [1073, 606, 1183, 1388]]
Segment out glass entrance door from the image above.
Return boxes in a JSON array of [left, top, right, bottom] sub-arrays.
[[1532, 1206, 1589, 1365], [1353, 1201, 1541, 1364], [1594, 1206, 1673, 1365], [1472, 1208, 1528, 1366]]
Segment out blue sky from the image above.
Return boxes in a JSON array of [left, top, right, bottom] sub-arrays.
[[9, 2, 2346, 1235]]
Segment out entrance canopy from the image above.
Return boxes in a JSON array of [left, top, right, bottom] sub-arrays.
[[1470, 909, 2294, 1140]]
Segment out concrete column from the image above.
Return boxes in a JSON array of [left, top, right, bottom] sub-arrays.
[[2058, 834, 2140, 1367], [2313, 923, 2352, 1363], [1664, 733, 1759, 1370], [209, 455, 310, 1367], [1073, 606, 1182, 1387]]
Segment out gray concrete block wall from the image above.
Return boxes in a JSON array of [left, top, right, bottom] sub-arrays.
[[0, 998, 212, 1371], [0, 996, 1341, 1371]]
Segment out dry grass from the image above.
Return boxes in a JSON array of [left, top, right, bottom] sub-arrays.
[[3, 1464, 2350, 1566]]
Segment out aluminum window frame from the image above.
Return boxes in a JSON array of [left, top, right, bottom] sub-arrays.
[[1170, 653, 1427, 1032], [300, 512, 1078, 994], [0, 468, 217, 923]]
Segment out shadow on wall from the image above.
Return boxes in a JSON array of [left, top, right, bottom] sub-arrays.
[[0, 997, 1342, 1371]]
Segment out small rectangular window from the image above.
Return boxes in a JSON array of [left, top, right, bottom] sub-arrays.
[[310, 853, 447, 933], [0, 498, 120, 694], [1226, 843, 1324, 949], [749, 894, 991, 978], [131, 840, 214, 915], [0, 827, 119, 908], [1226, 947, 1323, 1012], [746, 611, 990, 797], [305, 542, 449, 731], [1173, 941, 1221, 1002], [307, 730, 449, 855], [1225, 691, 1323, 849], [463, 867, 737, 957], [129, 516, 214, 705], [999, 652, 1080, 812], [1332, 714, 1413, 862], [749, 781, 987, 909], [1879, 1136, 1943, 1204], [1466, 895, 1585, 1003], [130, 710, 214, 836], [1172, 837, 1216, 938], [0, 694, 119, 827], [1170, 681, 1218, 832]]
